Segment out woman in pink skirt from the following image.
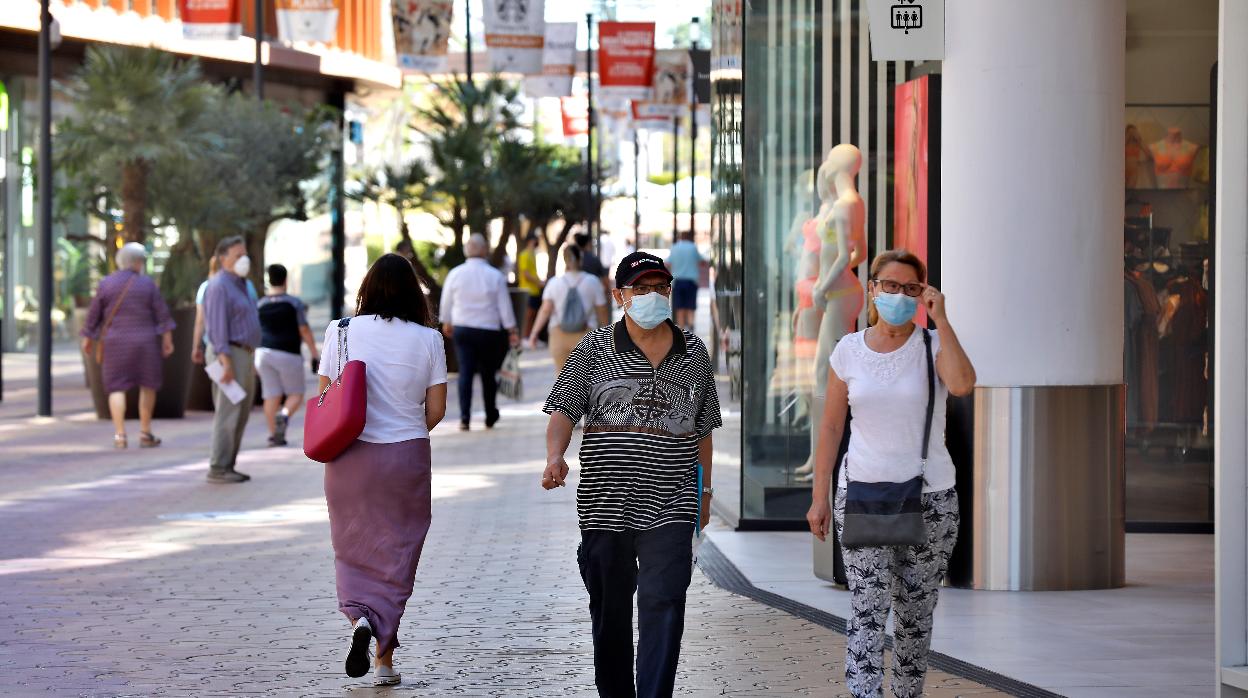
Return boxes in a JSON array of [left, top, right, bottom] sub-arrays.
[[318, 254, 447, 686]]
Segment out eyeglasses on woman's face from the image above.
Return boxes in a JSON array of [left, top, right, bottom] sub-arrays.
[[623, 283, 673, 296], [872, 278, 925, 297]]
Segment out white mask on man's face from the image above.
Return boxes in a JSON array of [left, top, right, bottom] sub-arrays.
[[232, 255, 251, 278]]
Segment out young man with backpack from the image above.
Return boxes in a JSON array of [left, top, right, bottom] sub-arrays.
[[526, 245, 609, 372]]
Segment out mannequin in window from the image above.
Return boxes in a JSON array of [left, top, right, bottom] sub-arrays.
[[1125, 124, 1156, 189], [1149, 127, 1199, 189], [795, 144, 866, 477], [787, 170, 822, 361]]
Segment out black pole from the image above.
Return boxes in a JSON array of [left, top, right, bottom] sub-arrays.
[[36, 0, 53, 417], [585, 13, 596, 245], [329, 89, 347, 321], [689, 17, 698, 237], [465, 0, 474, 82], [633, 128, 641, 244], [671, 115, 679, 241], [253, 0, 264, 100]]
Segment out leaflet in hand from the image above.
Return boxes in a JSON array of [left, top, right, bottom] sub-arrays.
[[204, 362, 247, 404]]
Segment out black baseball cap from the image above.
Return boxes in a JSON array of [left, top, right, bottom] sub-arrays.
[[615, 251, 673, 288]]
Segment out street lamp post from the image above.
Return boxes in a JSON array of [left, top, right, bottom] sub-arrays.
[[671, 115, 678, 241], [36, 0, 53, 417], [689, 17, 699, 238], [253, 0, 264, 100], [465, 0, 474, 81], [586, 13, 597, 245]]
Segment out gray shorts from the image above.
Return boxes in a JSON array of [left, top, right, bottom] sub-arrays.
[[255, 348, 306, 400]]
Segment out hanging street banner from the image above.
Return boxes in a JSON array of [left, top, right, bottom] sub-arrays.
[[631, 100, 670, 123], [689, 47, 711, 104], [276, 0, 340, 43], [178, 0, 241, 40], [598, 21, 656, 101], [393, 0, 454, 71], [484, 0, 546, 74], [631, 48, 690, 119], [560, 96, 589, 138], [524, 21, 578, 98]]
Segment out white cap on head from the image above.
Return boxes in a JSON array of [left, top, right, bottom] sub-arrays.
[[116, 242, 147, 269]]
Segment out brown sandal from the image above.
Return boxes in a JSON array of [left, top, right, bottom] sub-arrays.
[[139, 432, 161, 448], [114, 434, 127, 449]]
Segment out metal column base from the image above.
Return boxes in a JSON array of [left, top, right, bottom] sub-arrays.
[[970, 385, 1125, 591]]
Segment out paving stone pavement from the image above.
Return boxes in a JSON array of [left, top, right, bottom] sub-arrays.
[[0, 349, 1009, 697]]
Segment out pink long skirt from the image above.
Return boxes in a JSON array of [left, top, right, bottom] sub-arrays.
[[324, 438, 432, 657]]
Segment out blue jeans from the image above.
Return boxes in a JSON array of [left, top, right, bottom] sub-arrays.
[[577, 522, 695, 698]]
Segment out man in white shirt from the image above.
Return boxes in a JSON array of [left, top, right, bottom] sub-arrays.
[[441, 234, 520, 430]]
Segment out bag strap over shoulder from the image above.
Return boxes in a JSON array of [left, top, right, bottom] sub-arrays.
[[335, 317, 352, 383], [920, 328, 936, 479]]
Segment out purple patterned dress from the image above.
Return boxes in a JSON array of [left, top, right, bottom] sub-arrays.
[[81, 270, 176, 393]]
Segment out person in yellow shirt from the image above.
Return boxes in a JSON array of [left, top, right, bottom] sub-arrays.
[[517, 234, 544, 337]]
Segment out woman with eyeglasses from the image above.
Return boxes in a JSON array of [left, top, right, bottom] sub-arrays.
[[805, 249, 976, 698]]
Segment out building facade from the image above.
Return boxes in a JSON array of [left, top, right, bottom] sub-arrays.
[[711, 0, 1248, 691]]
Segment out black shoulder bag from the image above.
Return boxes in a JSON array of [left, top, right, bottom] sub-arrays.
[[840, 328, 935, 549]]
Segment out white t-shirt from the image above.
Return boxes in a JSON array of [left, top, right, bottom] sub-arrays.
[[319, 315, 448, 444], [542, 272, 607, 330], [830, 327, 955, 493]]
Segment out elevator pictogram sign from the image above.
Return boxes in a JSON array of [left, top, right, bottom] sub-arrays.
[[867, 0, 943, 60], [891, 1, 922, 34]]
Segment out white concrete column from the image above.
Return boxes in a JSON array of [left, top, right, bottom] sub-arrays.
[[1215, 2, 1248, 694], [940, 0, 1127, 591], [941, 0, 1124, 387]]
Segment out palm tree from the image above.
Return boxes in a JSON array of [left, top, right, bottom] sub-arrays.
[[57, 45, 219, 247], [348, 161, 444, 299], [412, 76, 524, 260]]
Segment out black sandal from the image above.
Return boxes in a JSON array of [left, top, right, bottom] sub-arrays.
[[139, 432, 161, 448]]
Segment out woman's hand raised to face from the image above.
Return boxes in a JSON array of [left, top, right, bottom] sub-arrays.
[[923, 285, 948, 325]]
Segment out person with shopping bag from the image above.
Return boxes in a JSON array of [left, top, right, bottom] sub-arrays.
[[316, 253, 447, 687]]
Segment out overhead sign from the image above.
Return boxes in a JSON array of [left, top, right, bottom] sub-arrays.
[[178, 0, 241, 40], [598, 21, 656, 101], [393, 0, 454, 71], [632, 49, 690, 119], [276, 0, 340, 43], [524, 22, 578, 98], [560, 96, 589, 137], [867, 0, 944, 61], [484, 0, 545, 74], [689, 48, 711, 104]]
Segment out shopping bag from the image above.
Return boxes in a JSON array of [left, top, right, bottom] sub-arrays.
[[497, 347, 524, 400]]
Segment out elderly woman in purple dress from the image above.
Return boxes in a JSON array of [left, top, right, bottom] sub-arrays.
[[80, 242, 176, 449]]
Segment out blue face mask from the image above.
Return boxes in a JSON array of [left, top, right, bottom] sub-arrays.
[[874, 291, 918, 326], [625, 292, 672, 329]]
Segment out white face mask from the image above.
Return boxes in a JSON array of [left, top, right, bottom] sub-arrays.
[[232, 255, 251, 278]]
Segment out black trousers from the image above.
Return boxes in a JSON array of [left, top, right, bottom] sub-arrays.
[[578, 523, 694, 698], [451, 326, 507, 424]]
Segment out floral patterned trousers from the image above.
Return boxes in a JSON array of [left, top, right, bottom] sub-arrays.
[[833, 487, 960, 698]]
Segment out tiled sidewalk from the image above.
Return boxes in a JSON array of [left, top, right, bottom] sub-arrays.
[[0, 349, 1007, 696]]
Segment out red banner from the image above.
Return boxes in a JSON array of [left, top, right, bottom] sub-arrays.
[[561, 96, 589, 137], [178, 0, 241, 40], [598, 21, 655, 100], [894, 75, 933, 324]]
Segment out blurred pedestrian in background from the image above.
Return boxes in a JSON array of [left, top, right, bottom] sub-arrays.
[[527, 245, 609, 372], [439, 234, 519, 431], [202, 236, 261, 483], [192, 254, 257, 365], [80, 242, 176, 449], [320, 253, 447, 687], [667, 231, 705, 332], [517, 233, 544, 337], [256, 264, 319, 447]]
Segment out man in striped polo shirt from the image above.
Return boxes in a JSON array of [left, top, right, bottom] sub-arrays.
[[541, 251, 722, 698]]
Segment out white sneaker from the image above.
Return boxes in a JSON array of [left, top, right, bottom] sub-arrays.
[[345, 617, 373, 678], [374, 664, 401, 686]]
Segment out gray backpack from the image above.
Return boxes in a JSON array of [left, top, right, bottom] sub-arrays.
[[559, 274, 590, 333]]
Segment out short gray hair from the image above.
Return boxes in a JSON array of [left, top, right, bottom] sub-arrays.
[[115, 242, 147, 269], [465, 233, 489, 258], [215, 235, 246, 258]]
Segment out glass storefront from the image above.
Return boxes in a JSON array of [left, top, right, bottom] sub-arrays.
[[711, 0, 1218, 531]]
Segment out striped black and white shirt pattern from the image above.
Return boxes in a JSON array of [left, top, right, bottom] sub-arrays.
[[543, 320, 723, 532]]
